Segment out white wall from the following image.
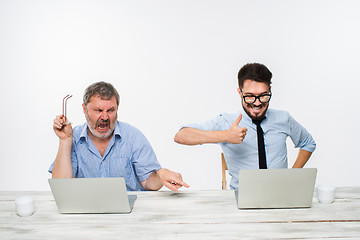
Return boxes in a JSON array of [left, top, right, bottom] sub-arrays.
[[0, 0, 359, 191]]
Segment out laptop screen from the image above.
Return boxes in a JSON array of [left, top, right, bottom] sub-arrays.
[[236, 168, 317, 209], [48, 177, 136, 213]]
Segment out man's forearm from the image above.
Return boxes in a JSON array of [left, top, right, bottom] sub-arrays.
[[292, 149, 313, 168], [142, 171, 163, 191], [174, 127, 229, 145], [142, 169, 189, 192], [52, 139, 74, 178]]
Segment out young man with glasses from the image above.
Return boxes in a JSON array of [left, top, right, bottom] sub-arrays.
[[174, 63, 316, 189]]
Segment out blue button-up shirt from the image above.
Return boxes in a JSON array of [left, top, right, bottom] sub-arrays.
[[182, 109, 316, 189], [49, 121, 162, 191]]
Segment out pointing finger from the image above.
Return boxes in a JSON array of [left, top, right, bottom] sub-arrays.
[[164, 181, 180, 192], [172, 180, 190, 188]]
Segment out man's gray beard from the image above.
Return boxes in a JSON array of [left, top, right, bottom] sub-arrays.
[[85, 112, 116, 139], [87, 124, 114, 139]]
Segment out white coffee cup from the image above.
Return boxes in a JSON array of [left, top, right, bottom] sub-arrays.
[[15, 196, 35, 217], [316, 185, 336, 204]]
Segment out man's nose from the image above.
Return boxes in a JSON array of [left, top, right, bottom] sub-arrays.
[[100, 111, 109, 120], [254, 98, 262, 105]]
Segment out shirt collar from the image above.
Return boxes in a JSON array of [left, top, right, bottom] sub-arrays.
[[240, 108, 269, 125], [77, 121, 121, 144]]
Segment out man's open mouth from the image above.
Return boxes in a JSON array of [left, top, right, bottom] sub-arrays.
[[96, 120, 110, 131]]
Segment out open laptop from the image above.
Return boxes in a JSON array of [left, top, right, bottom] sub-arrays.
[[235, 168, 317, 209], [48, 177, 136, 214]]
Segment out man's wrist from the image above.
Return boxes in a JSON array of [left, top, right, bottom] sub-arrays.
[[156, 168, 167, 176], [221, 130, 231, 143], [59, 137, 73, 146]]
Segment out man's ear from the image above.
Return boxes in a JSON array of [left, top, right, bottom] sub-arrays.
[[237, 87, 241, 96], [82, 104, 86, 114]]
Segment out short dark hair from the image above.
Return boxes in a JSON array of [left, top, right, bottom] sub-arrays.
[[237, 63, 272, 89], [83, 81, 120, 106]]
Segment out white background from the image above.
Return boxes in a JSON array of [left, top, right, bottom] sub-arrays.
[[0, 0, 359, 191]]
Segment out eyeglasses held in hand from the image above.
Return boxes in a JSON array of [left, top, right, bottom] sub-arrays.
[[62, 94, 72, 124]]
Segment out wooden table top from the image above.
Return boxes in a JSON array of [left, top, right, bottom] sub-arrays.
[[1, 187, 360, 239]]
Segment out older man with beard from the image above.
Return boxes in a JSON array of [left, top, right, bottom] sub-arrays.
[[50, 81, 189, 192], [174, 63, 316, 190]]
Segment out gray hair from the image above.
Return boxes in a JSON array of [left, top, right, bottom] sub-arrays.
[[83, 81, 120, 106]]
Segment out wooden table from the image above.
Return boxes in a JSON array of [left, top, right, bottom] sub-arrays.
[[1, 187, 360, 239]]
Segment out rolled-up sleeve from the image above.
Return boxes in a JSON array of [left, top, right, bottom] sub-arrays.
[[131, 133, 161, 182], [288, 115, 316, 152], [48, 140, 79, 176], [180, 113, 232, 132]]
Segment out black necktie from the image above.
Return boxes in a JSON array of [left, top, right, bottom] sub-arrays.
[[253, 119, 267, 169]]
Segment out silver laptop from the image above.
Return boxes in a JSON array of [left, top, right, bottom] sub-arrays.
[[236, 168, 317, 209], [48, 177, 136, 214]]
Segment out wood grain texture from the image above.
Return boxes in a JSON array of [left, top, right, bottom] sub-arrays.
[[1, 187, 359, 239]]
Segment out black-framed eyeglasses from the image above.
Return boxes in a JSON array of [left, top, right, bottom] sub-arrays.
[[240, 90, 272, 104]]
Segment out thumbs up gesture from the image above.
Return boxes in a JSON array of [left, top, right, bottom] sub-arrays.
[[226, 114, 247, 144]]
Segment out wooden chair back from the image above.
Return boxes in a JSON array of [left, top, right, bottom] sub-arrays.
[[221, 153, 228, 190]]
